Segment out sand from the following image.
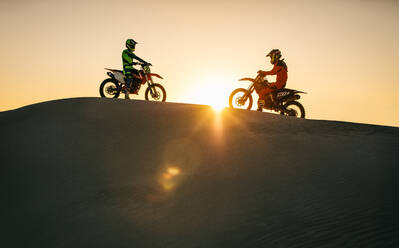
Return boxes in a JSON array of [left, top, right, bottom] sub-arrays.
[[1, 97, 399, 247]]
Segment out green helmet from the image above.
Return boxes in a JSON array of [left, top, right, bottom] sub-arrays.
[[267, 49, 282, 64], [126, 39, 138, 51]]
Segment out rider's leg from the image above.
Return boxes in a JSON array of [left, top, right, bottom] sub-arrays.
[[125, 74, 133, 88], [269, 81, 285, 108], [129, 69, 141, 94], [124, 77, 133, 99], [254, 81, 264, 94], [258, 87, 273, 110], [257, 84, 272, 111]]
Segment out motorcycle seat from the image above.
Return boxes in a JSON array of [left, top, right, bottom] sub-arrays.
[[105, 68, 123, 73]]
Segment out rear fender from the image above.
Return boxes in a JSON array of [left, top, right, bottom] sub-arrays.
[[279, 94, 300, 103], [291, 95, 301, 100], [105, 68, 125, 83], [106, 72, 115, 79]]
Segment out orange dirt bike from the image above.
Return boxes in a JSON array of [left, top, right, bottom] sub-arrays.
[[99, 62, 166, 101], [229, 73, 306, 118]]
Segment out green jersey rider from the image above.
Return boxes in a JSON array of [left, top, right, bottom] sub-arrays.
[[122, 39, 151, 99]]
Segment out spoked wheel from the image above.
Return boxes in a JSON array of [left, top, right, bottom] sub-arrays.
[[229, 88, 253, 110], [282, 101, 305, 118], [99, 78, 121, 98], [145, 83, 166, 102]]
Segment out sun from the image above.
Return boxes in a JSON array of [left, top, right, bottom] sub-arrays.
[[210, 101, 226, 112], [186, 76, 231, 111], [205, 94, 227, 112]]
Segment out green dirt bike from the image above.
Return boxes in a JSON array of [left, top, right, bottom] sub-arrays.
[[99, 62, 166, 101], [229, 73, 306, 118]]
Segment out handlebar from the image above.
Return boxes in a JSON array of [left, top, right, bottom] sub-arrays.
[[134, 62, 152, 67], [255, 73, 267, 81]]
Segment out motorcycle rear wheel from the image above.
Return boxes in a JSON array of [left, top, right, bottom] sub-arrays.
[[145, 83, 166, 102], [282, 101, 305, 118], [99, 78, 121, 98], [229, 88, 253, 110]]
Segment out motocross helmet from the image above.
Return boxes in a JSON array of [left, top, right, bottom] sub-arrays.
[[267, 49, 282, 64], [126, 39, 138, 52]]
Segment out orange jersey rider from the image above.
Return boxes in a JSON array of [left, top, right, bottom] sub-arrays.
[[256, 49, 288, 111]]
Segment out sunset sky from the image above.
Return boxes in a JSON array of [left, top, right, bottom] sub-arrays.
[[1, 0, 398, 126]]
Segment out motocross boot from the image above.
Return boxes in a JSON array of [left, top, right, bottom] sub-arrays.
[[270, 94, 277, 110], [124, 89, 130, 99], [257, 99, 264, 112], [126, 77, 135, 87]]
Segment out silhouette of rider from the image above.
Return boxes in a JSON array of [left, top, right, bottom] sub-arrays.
[[256, 49, 288, 111], [122, 39, 150, 98]]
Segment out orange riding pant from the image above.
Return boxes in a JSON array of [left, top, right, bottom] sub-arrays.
[[258, 81, 286, 100]]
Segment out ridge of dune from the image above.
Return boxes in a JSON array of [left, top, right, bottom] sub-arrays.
[[1, 97, 399, 247]]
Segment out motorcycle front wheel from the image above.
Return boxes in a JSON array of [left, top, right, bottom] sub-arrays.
[[282, 101, 305, 118], [229, 88, 253, 110], [145, 83, 166, 102], [99, 78, 121, 98]]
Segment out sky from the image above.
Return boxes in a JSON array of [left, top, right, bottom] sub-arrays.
[[0, 0, 398, 127]]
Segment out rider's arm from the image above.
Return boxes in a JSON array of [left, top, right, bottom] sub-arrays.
[[261, 64, 279, 76], [132, 54, 148, 64], [122, 50, 146, 65]]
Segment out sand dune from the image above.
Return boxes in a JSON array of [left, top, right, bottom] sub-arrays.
[[1, 97, 399, 247]]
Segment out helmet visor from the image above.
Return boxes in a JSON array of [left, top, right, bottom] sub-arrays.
[[127, 43, 136, 51]]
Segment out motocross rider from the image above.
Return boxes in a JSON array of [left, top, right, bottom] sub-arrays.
[[122, 39, 150, 99], [256, 49, 288, 111]]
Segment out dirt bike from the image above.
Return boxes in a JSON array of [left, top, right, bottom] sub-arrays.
[[99, 62, 166, 101], [229, 73, 306, 118]]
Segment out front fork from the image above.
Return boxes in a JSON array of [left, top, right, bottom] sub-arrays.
[[145, 75, 157, 96], [237, 85, 254, 106], [243, 85, 255, 102]]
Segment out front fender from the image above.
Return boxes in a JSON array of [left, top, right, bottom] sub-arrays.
[[239, 77, 255, 82], [149, 73, 163, 79]]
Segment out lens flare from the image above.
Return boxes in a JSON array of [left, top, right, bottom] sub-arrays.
[[167, 167, 180, 176], [160, 166, 182, 191]]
